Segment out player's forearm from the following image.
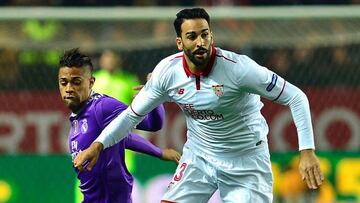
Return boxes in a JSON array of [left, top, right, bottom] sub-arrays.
[[95, 107, 144, 149], [125, 133, 162, 158], [286, 84, 315, 150]]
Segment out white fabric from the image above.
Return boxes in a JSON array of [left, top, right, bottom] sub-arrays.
[[161, 142, 273, 203], [96, 47, 315, 152]]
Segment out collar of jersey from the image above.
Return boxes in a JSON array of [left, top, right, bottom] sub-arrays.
[[183, 46, 216, 77], [69, 91, 96, 118]]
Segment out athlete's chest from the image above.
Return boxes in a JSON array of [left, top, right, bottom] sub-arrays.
[[69, 113, 101, 154], [167, 73, 239, 113]]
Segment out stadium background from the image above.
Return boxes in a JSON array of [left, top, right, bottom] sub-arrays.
[[0, 1, 359, 203]]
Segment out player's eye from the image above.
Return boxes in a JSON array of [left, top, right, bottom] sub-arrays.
[[73, 80, 82, 85], [201, 32, 209, 38], [186, 35, 196, 40]]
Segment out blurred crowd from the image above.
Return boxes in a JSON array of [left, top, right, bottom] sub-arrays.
[[1, 0, 360, 6], [1, 43, 359, 91], [0, 5, 359, 91]]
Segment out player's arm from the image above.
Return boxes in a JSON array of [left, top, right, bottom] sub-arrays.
[[135, 104, 165, 132], [124, 133, 180, 164], [133, 72, 164, 131], [74, 68, 168, 171], [239, 55, 324, 189]]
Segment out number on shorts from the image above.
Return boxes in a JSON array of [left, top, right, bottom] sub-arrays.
[[174, 163, 187, 181]]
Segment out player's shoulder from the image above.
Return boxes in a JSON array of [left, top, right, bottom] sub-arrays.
[[90, 92, 126, 109], [152, 52, 183, 78], [216, 47, 253, 66]]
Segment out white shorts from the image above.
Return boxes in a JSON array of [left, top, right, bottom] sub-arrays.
[[161, 141, 273, 203]]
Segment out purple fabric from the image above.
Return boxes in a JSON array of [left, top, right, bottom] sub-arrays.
[[68, 93, 164, 203], [135, 103, 165, 131], [124, 133, 163, 158]]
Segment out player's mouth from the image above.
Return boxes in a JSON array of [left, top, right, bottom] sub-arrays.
[[194, 49, 207, 59], [64, 96, 76, 100]]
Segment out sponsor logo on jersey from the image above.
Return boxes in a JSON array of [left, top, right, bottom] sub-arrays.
[[212, 84, 224, 97], [81, 119, 88, 133], [179, 103, 224, 121], [266, 74, 278, 92]]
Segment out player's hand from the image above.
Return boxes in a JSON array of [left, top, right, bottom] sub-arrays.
[[73, 142, 104, 172], [161, 148, 181, 164], [299, 149, 324, 189]]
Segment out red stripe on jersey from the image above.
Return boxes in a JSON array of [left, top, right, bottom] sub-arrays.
[[182, 46, 217, 77], [202, 46, 216, 77], [130, 104, 145, 117], [182, 56, 192, 77], [196, 76, 200, 90], [273, 80, 286, 101], [160, 200, 177, 203], [216, 54, 237, 63], [170, 55, 182, 61]]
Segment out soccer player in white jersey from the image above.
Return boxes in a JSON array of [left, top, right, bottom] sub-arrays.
[[74, 8, 324, 203]]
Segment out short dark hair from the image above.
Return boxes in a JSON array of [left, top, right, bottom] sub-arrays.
[[173, 8, 210, 37], [59, 48, 93, 73]]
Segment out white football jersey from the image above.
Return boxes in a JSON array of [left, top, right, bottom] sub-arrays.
[[96, 47, 315, 156]]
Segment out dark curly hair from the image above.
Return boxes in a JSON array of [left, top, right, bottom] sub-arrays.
[[59, 48, 93, 74], [173, 8, 210, 37]]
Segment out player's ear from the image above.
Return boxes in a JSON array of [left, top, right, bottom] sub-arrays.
[[89, 76, 95, 88], [176, 37, 183, 51], [210, 31, 214, 45]]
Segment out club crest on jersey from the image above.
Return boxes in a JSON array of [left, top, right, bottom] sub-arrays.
[[81, 119, 88, 133], [212, 84, 224, 97]]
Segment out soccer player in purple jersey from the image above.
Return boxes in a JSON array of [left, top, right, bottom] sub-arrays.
[[58, 48, 180, 203]]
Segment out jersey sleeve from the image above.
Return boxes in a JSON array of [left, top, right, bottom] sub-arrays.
[[237, 55, 286, 101], [135, 104, 165, 131], [238, 55, 315, 150], [124, 133, 162, 158], [95, 96, 164, 132], [94, 96, 128, 128]]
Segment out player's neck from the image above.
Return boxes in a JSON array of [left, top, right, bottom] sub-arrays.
[[189, 64, 206, 75], [185, 58, 209, 75], [71, 100, 88, 114]]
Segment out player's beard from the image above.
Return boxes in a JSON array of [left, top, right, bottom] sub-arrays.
[[63, 97, 81, 112], [184, 46, 211, 67]]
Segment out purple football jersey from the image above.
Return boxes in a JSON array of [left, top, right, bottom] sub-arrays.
[[69, 92, 163, 203]]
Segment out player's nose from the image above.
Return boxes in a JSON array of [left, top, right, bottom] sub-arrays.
[[65, 84, 75, 93]]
